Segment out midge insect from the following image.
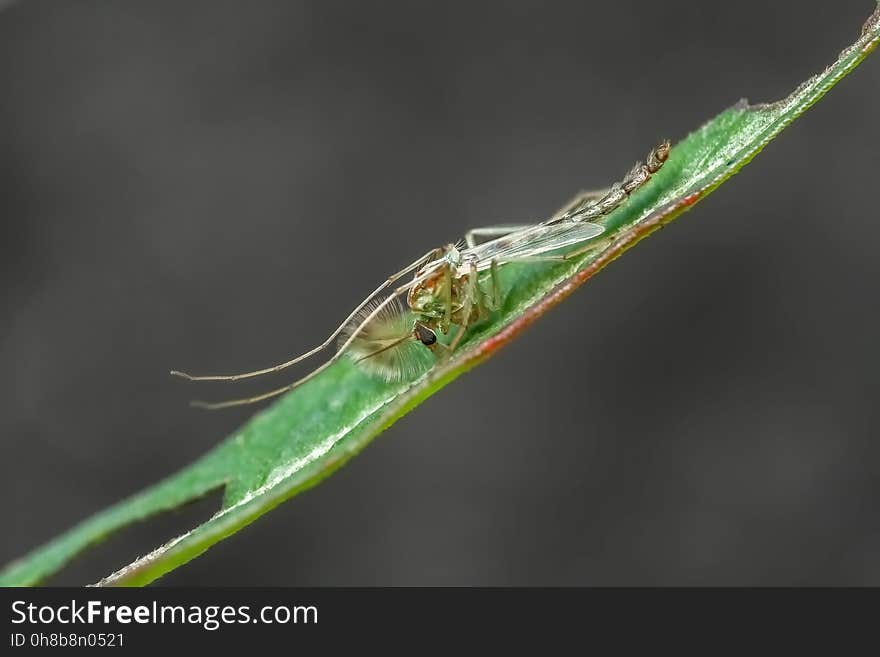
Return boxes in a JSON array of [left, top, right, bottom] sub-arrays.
[[172, 140, 670, 409]]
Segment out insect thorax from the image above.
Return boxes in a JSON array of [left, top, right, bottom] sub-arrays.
[[408, 264, 482, 331]]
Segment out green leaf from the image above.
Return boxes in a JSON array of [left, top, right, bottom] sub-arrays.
[[3, 4, 879, 587]]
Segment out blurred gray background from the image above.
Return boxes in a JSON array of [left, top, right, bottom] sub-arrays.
[[2, 0, 878, 586]]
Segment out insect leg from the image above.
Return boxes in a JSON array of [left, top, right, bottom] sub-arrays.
[[475, 260, 499, 315], [446, 262, 479, 356], [490, 259, 501, 309], [172, 247, 443, 383], [465, 224, 530, 249], [442, 262, 453, 327], [190, 271, 434, 410], [559, 242, 604, 262]]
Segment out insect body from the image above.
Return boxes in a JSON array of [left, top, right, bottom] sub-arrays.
[[172, 140, 670, 409]]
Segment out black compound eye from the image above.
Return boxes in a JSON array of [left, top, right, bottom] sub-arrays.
[[415, 324, 437, 346]]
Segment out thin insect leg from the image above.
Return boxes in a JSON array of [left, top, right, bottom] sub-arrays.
[[172, 247, 442, 383], [474, 261, 496, 316], [190, 382, 302, 410], [465, 224, 530, 249], [472, 265, 489, 313], [442, 263, 453, 327], [446, 262, 478, 356], [490, 259, 501, 310], [560, 242, 603, 261], [190, 272, 434, 410]]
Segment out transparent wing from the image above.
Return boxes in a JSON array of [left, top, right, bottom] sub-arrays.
[[467, 220, 604, 270]]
